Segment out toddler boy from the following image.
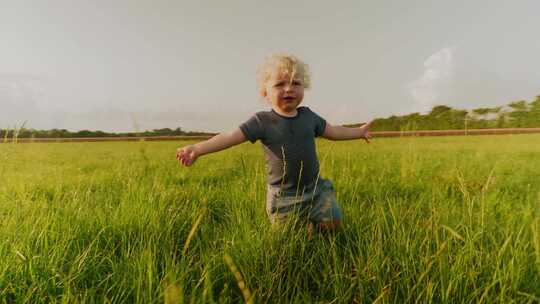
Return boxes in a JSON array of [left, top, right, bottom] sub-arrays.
[[177, 54, 371, 231]]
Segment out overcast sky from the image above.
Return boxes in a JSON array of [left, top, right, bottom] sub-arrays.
[[1, 0, 539, 132]]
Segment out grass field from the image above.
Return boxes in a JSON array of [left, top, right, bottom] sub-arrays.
[[1, 134, 540, 303]]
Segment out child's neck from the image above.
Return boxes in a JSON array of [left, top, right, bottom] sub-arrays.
[[272, 107, 298, 117]]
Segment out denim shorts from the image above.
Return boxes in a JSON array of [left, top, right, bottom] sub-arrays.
[[266, 178, 343, 225]]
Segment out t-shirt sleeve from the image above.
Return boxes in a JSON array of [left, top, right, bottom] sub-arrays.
[[310, 109, 327, 137], [239, 114, 264, 143]]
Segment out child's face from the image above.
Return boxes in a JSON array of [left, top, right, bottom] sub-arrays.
[[262, 68, 304, 114]]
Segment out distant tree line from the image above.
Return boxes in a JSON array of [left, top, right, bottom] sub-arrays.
[[0, 127, 216, 139], [347, 95, 540, 131], [3, 95, 540, 138]]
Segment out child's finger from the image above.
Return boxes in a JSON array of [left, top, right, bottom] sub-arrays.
[[177, 151, 184, 163], [363, 132, 371, 143], [176, 149, 184, 160], [179, 152, 187, 166]]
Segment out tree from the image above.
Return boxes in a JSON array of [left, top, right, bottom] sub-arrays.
[[429, 105, 453, 117], [508, 100, 529, 127], [528, 95, 540, 127]]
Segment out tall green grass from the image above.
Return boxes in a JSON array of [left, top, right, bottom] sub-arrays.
[[1, 134, 540, 303]]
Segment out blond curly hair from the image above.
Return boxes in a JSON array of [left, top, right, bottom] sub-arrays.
[[256, 53, 311, 95]]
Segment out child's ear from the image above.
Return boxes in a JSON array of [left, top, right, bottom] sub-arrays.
[[259, 88, 267, 98]]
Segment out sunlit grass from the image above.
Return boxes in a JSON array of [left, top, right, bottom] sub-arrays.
[[1, 134, 540, 303]]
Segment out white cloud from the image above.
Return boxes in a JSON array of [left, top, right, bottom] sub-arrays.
[[407, 47, 455, 112]]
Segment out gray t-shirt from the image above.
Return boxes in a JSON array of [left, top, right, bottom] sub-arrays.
[[239, 107, 327, 190]]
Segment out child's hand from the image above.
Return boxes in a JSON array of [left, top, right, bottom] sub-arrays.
[[177, 145, 199, 166], [359, 121, 373, 143]]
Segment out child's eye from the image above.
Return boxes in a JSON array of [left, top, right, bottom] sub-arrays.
[[292, 81, 302, 86], [274, 82, 285, 88]]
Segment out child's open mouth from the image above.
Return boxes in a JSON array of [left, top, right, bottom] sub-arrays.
[[283, 97, 295, 102]]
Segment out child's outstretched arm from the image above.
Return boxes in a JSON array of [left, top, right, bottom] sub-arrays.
[[177, 128, 246, 166], [322, 121, 372, 142]]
